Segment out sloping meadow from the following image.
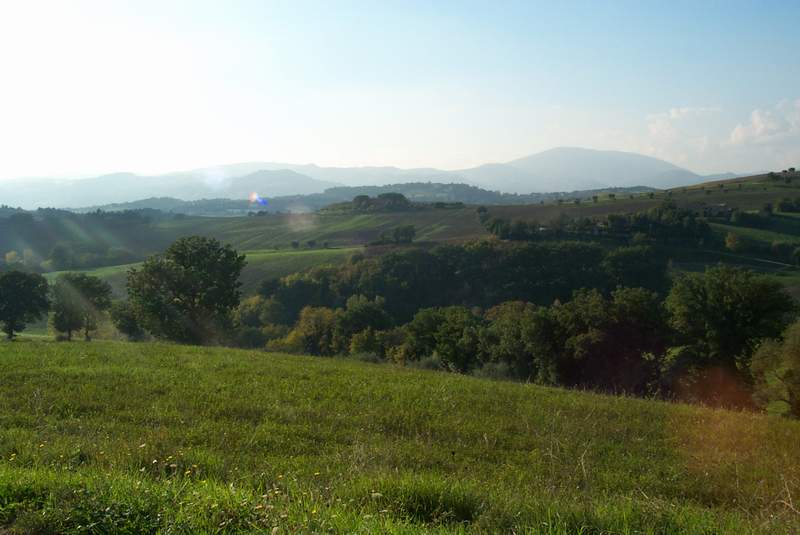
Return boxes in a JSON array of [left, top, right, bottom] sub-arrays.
[[0, 340, 799, 533]]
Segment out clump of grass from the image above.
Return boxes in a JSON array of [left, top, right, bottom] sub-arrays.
[[351, 474, 484, 524]]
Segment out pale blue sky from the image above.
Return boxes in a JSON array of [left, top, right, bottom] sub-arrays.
[[0, 0, 798, 179]]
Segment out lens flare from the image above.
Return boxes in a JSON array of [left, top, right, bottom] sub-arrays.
[[248, 192, 268, 206]]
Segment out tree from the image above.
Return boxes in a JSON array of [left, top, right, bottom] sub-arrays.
[[724, 232, 743, 252], [601, 245, 669, 294], [422, 306, 484, 373], [0, 271, 49, 340], [283, 306, 340, 355], [751, 321, 800, 418], [479, 301, 558, 381], [666, 266, 796, 373], [110, 301, 145, 341], [395, 308, 445, 364], [552, 287, 669, 393], [393, 225, 416, 244], [127, 236, 246, 344], [333, 295, 392, 352], [52, 273, 112, 341]]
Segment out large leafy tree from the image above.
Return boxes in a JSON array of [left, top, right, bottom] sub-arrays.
[[551, 287, 669, 393], [0, 270, 49, 340], [479, 301, 560, 383], [52, 273, 113, 341], [127, 236, 246, 344], [666, 266, 796, 372]]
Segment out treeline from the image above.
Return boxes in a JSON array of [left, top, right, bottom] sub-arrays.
[[250, 240, 670, 326], [0, 209, 171, 272], [482, 200, 800, 265], [716, 204, 800, 263], [237, 260, 797, 413], [481, 201, 711, 246], [83, 183, 654, 216]]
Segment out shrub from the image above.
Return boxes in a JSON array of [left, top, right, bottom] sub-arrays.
[[110, 301, 146, 341], [751, 321, 800, 417]]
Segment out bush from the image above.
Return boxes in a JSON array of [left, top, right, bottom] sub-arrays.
[[110, 301, 146, 341], [751, 321, 800, 417]]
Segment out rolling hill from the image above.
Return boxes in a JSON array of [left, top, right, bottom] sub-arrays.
[[0, 339, 798, 533], [0, 169, 338, 209], [1, 148, 731, 209], [498, 147, 702, 191], [233, 148, 711, 193]]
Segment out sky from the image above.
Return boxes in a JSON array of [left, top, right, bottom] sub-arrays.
[[0, 0, 799, 180]]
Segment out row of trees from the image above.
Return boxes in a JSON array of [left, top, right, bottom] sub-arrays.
[[250, 240, 671, 329], [0, 237, 244, 345], [0, 271, 112, 341], [483, 201, 712, 246], [254, 266, 796, 412]]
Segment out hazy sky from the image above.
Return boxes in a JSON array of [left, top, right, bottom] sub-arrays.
[[1, 0, 799, 179]]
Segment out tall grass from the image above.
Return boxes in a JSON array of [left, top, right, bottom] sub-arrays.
[[1, 339, 799, 533]]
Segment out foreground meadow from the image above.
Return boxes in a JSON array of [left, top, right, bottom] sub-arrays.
[[1, 340, 799, 533]]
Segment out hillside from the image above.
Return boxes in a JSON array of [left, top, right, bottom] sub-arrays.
[[76, 183, 656, 216], [12, 169, 800, 298], [1, 147, 730, 209], [44, 247, 362, 299], [0, 340, 798, 533], [0, 169, 338, 209]]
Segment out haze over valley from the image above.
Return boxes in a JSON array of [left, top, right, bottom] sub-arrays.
[[1, 147, 742, 209]]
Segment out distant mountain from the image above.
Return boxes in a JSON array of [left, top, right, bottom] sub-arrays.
[[495, 147, 702, 192], [0, 169, 338, 208], [249, 148, 708, 193], [0, 147, 717, 208]]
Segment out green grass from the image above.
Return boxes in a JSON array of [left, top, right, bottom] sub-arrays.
[[44, 263, 137, 299], [238, 247, 360, 294], [1, 340, 799, 533], [711, 221, 800, 246], [44, 247, 361, 298], [156, 209, 487, 250]]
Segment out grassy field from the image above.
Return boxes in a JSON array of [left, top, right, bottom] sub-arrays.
[[156, 209, 488, 250], [44, 247, 361, 298], [0, 340, 799, 533], [238, 247, 360, 294]]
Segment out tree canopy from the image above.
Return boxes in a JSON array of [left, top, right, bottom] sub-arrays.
[[0, 270, 49, 340], [127, 236, 246, 344], [52, 273, 113, 341]]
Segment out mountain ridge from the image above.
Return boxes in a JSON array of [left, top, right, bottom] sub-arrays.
[[0, 147, 720, 208]]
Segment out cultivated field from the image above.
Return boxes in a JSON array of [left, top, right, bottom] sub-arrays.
[[44, 247, 361, 298], [1, 340, 799, 533]]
